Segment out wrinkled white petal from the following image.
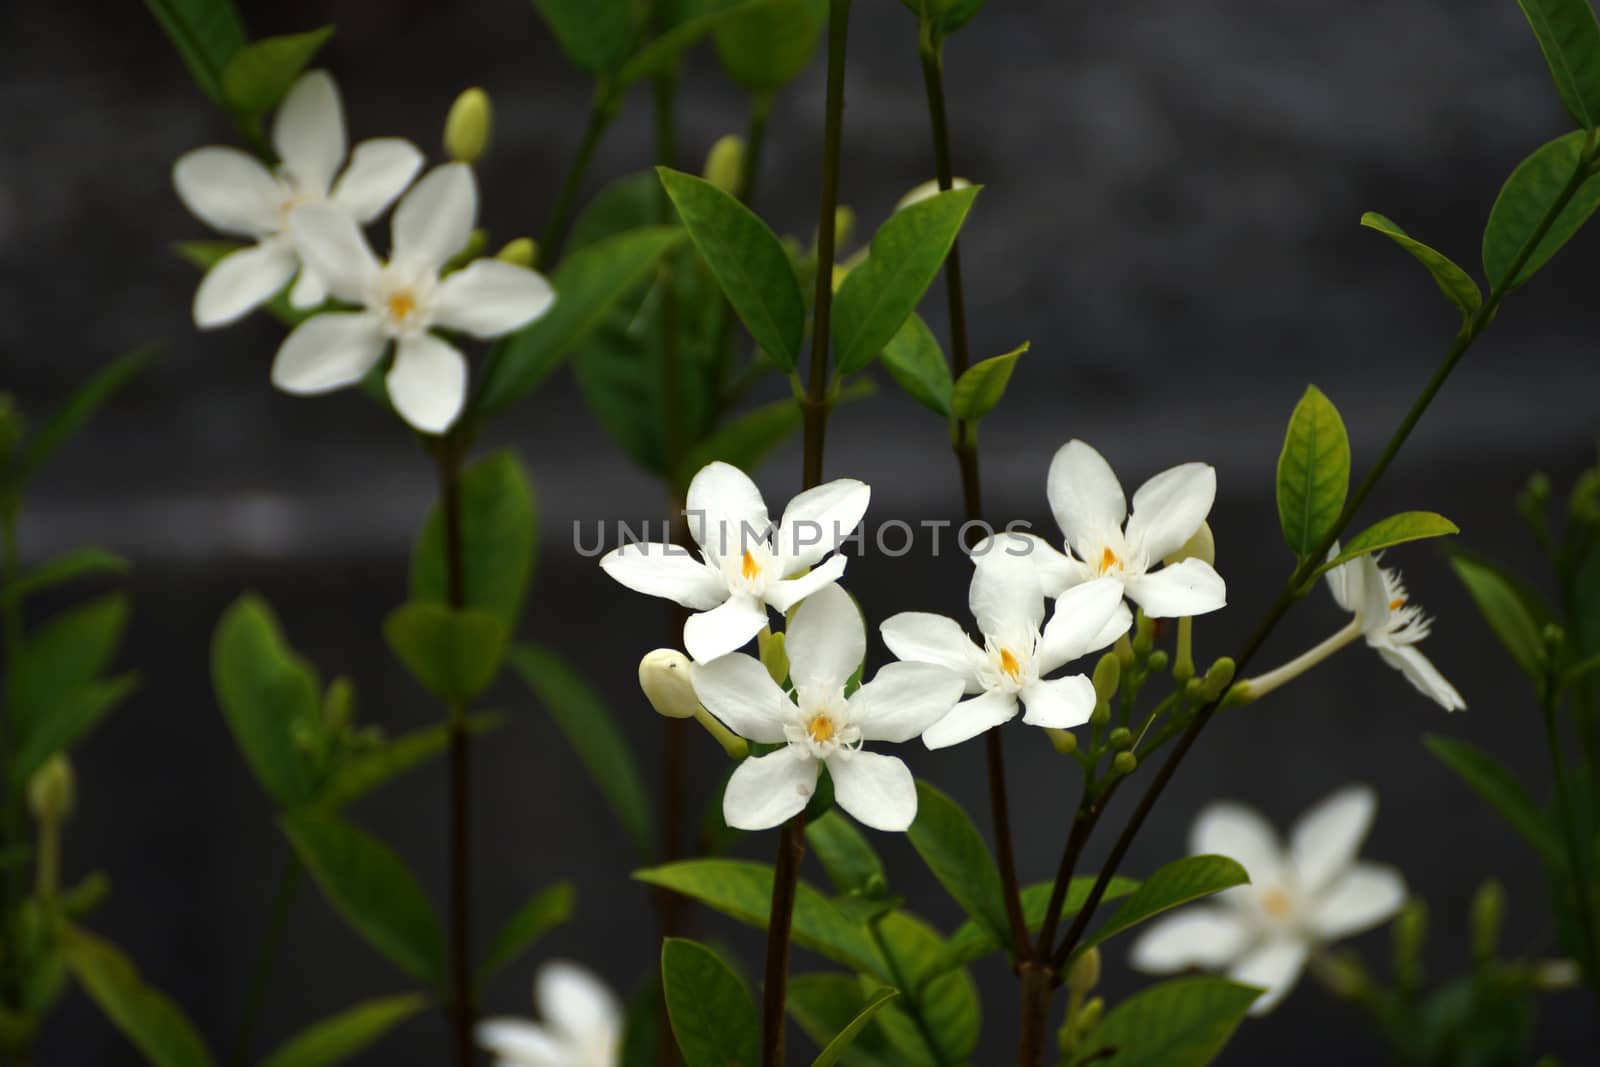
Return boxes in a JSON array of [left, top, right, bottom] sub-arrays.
[[1123, 558, 1227, 618], [1128, 908, 1250, 973], [1191, 802, 1284, 887], [1323, 544, 1358, 613], [774, 479, 871, 573], [850, 662, 965, 743], [689, 653, 789, 742], [970, 549, 1045, 641], [193, 242, 296, 328], [1037, 577, 1126, 673], [881, 612, 982, 689], [331, 137, 424, 221], [922, 688, 1018, 749], [537, 960, 621, 1044], [683, 593, 769, 663], [387, 333, 467, 434], [393, 162, 477, 272], [271, 312, 386, 394], [1085, 601, 1134, 652], [1308, 863, 1407, 941], [173, 147, 282, 237], [1290, 784, 1375, 896], [1125, 462, 1216, 564], [433, 259, 556, 339], [288, 204, 379, 302], [475, 1018, 565, 1067], [723, 749, 817, 831], [599, 544, 725, 610], [1018, 675, 1096, 729], [685, 462, 770, 564], [1375, 642, 1466, 711], [764, 554, 847, 614], [288, 266, 328, 310], [1047, 440, 1127, 558], [785, 584, 864, 690], [828, 751, 918, 832], [1230, 937, 1308, 1015], [272, 70, 345, 197]]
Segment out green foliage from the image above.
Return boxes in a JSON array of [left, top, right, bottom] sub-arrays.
[[11, 677, 138, 795], [221, 27, 335, 118], [212, 595, 321, 808], [257, 994, 425, 1067], [63, 929, 214, 1067], [620, 978, 667, 1067], [905, 780, 1010, 955], [879, 313, 953, 417], [833, 187, 981, 375], [714, 0, 828, 92], [871, 911, 981, 1065], [675, 396, 803, 490], [1359, 212, 1482, 319], [1514, 0, 1600, 129], [787, 975, 897, 1067], [934, 877, 1140, 975], [810, 987, 898, 1067], [1078, 976, 1260, 1067], [950, 343, 1027, 422], [661, 938, 760, 1067], [807, 810, 888, 896], [17, 349, 155, 485], [1424, 735, 1563, 867], [317, 713, 505, 811], [143, 0, 246, 104], [900, 0, 989, 37], [477, 881, 577, 987], [409, 451, 538, 632], [0, 548, 128, 608], [10, 594, 129, 740], [382, 603, 507, 705], [508, 643, 655, 857], [1078, 855, 1250, 954], [1276, 385, 1349, 559], [531, 0, 635, 73], [617, 1, 778, 90], [1314, 512, 1460, 576], [1449, 552, 1550, 679], [1483, 130, 1600, 288]]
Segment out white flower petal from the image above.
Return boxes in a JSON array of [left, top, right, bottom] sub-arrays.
[[774, 479, 871, 573], [1354, 555, 1390, 634], [1037, 577, 1127, 673], [331, 137, 424, 222], [192, 242, 296, 328], [393, 162, 477, 271], [828, 751, 918, 832], [764, 554, 847, 615], [1191, 801, 1284, 887], [288, 267, 328, 310], [922, 688, 1019, 750], [683, 594, 769, 662], [1375, 642, 1465, 710], [1018, 675, 1096, 729], [271, 312, 386, 394], [1229, 937, 1308, 1015], [784, 584, 864, 691], [689, 653, 789, 743], [723, 749, 817, 831], [1128, 907, 1250, 973], [1125, 462, 1216, 564], [272, 70, 345, 197], [1085, 601, 1134, 653], [433, 259, 556, 339], [475, 1019, 566, 1067], [880, 611, 982, 688], [1046, 440, 1127, 557], [1290, 784, 1375, 896], [537, 960, 621, 1044], [173, 146, 282, 237], [970, 531, 1092, 597], [1308, 862, 1407, 941], [387, 333, 467, 434], [1122, 558, 1227, 618], [970, 549, 1045, 642], [685, 462, 771, 564], [288, 203, 379, 303], [850, 662, 965, 743], [599, 543, 726, 610], [1323, 543, 1357, 613]]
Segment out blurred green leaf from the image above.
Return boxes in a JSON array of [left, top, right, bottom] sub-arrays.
[[1314, 512, 1460, 576], [807, 810, 887, 896], [382, 603, 507, 705], [212, 595, 320, 808], [0, 548, 128, 608], [1078, 976, 1260, 1067], [787, 975, 896, 1067], [620, 977, 667, 1067], [879, 313, 952, 418], [1424, 734, 1563, 867], [221, 27, 335, 118], [1449, 552, 1549, 679], [675, 396, 802, 490], [477, 881, 577, 988], [811, 986, 898, 1067], [1359, 212, 1482, 318], [258, 994, 425, 1067], [871, 912, 979, 1065], [19, 348, 155, 484], [1515, 0, 1600, 129], [1276, 385, 1349, 559], [617, 0, 775, 89], [900, 0, 988, 36], [144, 0, 246, 104], [1078, 855, 1250, 954], [11, 593, 129, 737], [64, 928, 214, 1067], [661, 938, 760, 1067], [905, 780, 1010, 956], [1483, 130, 1600, 288], [714, 0, 827, 92], [409, 450, 537, 632], [532, 0, 635, 73], [11, 676, 138, 792], [318, 712, 505, 810], [949, 343, 1026, 422], [934, 876, 1139, 976]]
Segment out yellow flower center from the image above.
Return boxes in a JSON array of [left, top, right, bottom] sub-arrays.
[[1098, 546, 1119, 574], [806, 713, 835, 744], [387, 291, 419, 321], [741, 549, 761, 581], [999, 648, 1022, 680], [1388, 596, 1407, 612], [1260, 886, 1292, 919]]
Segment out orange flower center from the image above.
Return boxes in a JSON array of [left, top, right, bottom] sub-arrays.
[[806, 713, 835, 743], [1098, 546, 1119, 574], [387, 291, 418, 321], [1260, 886, 1292, 919], [741, 549, 761, 580], [1388, 596, 1407, 612], [999, 648, 1022, 680]]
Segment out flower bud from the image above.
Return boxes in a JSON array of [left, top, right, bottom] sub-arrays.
[[1066, 947, 1100, 996], [1146, 649, 1169, 673], [1163, 521, 1216, 568], [1075, 996, 1102, 1033], [1201, 657, 1236, 700], [323, 676, 356, 734], [1113, 751, 1137, 776], [1092, 652, 1121, 702], [833, 206, 855, 252], [496, 238, 538, 269], [1542, 622, 1565, 652], [759, 629, 789, 685], [1471, 878, 1506, 964], [1571, 465, 1600, 525], [27, 755, 75, 826], [703, 134, 745, 194], [1046, 728, 1077, 755], [444, 87, 493, 164], [1108, 727, 1132, 750], [1392, 898, 1427, 993], [639, 649, 700, 719], [1132, 612, 1155, 657], [1114, 634, 1135, 670]]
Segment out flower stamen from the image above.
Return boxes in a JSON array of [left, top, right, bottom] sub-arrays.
[[1098, 546, 1119, 574], [806, 713, 835, 744], [387, 291, 418, 322], [741, 549, 761, 581], [1260, 886, 1292, 919], [999, 648, 1022, 680]]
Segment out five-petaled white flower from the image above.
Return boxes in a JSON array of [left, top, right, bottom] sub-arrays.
[[692, 584, 962, 832], [272, 162, 554, 433], [1327, 547, 1464, 711], [476, 961, 620, 1067], [173, 70, 423, 329], [1129, 785, 1407, 1015], [881, 549, 1128, 749], [600, 462, 870, 663]]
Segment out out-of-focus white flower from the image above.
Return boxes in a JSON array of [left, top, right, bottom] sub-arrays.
[[272, 162, 554, 433], [881, 550, 1127, 750], [174, 70, 422, 328], [601, 462, 870, 663], [895, 176, 973, 212], [1129, 785, 1407, 1015], [476, 961, 621, 1067], [1327, 548, 1465, 711], [692, 584, 961, 832]]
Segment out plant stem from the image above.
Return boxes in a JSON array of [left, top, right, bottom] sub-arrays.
[[543, 93, 617, 261], [1541, 684, 1600, 999], [985, 730, 1031, 963], [761, 814, 807, 1067], [1017, 963, 1054, 1067], [0, 504, 24, 1012], [229, 852, 302, 1067], [1233, 617, 1363, 703]]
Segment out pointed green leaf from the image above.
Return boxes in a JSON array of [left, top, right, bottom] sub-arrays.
[[833, 187, 981, 374], [904, 780, 1010, 955], [870, 912, 979, 1065], [11, 593, 129, 737], [0, 548, 128, 608], [661, 938, 760, 1067], [409, 450, 537, 632], [531, 0, 634, 73], [11, 676, 139, 792], [807, 810, 887, 896], [63, 928, 214, 1067], [1275, 385, 1350, 558], [1483, 130, 1600, 288], [1313, 511, 1461, 577], [508, 643, 655, 857], [810, 987, 898, 1067], [1359, 212, 1482, 318], [280, 810, 446, 985], [899, 0, 988, 36], [477, 881, 577, 987], [211, 595, 320, 808], [933, 876, 1140, 976], [787, 975, 896, 1067], [221, 26, 335, 118], [143, 0, 246, 104], [674, 397, 803, 490], [258, 994, 425, 1067], [318, 712, 506, 810], [714, 0, 827, 92], [19, 348, 156, 483], [949, 343, 1026, 422], [1515, 0, 1600, 129], [1079, 976, 1260, 1067], [1424, 734, 1562, 866], [1449, 552, 1549, 678], [382, 603, 507, 705], [879, 313, 953, 418], [1078, 855, 1250, 954], [618, 0, 774, 89]]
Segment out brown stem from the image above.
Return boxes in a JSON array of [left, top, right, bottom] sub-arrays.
[[761, 814, 807, 1067], [1017, 962, 1055, 1067], [985, 730, 1032, 962]]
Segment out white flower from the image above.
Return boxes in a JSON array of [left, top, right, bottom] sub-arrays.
[[1326, 548, 1465, 711], [272, 162, 555, 433], [600, 462, 870, 663], [1129, 785, 1407, 1015], [173, 70, 423, 329], [476, 961, 620, 1067], [692, 584, 962, 832], [881, 550, 1128, 750]]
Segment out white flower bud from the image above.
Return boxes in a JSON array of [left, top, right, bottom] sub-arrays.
[[1163, 521, 1215, 567], [639, 649, 700, 719]]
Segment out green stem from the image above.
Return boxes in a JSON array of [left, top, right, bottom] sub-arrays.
[[1541, 683, 1600, 1001], [761, 814, 806, 1067], [229, 852, 303, 1067], [0, 503, 23, 1011], [543, 92, 617, 261]]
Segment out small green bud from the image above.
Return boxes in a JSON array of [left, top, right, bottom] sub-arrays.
[[496, 237, 538, 269], [1046, 728, 1078, 755], [1201, 657, 1236, 700], [1163, 521, 1216, 568], [27, 755, 74, 826], [833, 205, 855, 251], [1092, 652, 1121, 702], [1113, 751, 1137, 775], [1571, 466, 1600, 525], [1146, 649, 1169, 673], [1108, 727, 1133, 750], [1090, 699, 1110, 728], [1471, 878, 1506, 964], [863, 872, 889, 898], [1114, 634, 1135, 669], [444, 87, 493, 163], [759, 629, 789, 685], [1392, 898, 1427, 993], [1542, 622, 1566, 650], [1132, 611, 1155, 656], [1066, 947, 1100, 996], [639, 649, 700, 719], [1076, 996, 1102, 1032], [703, 134, 745, 194], [323, 676, 356, 734]]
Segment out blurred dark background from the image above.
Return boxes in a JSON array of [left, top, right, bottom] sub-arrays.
[[3, 0, 1598, 1062]]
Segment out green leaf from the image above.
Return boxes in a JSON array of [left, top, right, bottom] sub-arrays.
[[475, 226, 686, 417], [787, 975, 896, 1067], [634, 860, 885, 976], [904, 780, 1010, 955], [477, 882, 577, 987], [1449, 553, 1549, 678], [1483, 130, 1600, 288], [900, 0, 988, 36], [11, 593, 129, 737], [807, 810, 887, 896], [1079, 976, 1260, 1067], [11, 676, 138, 792], [1078, 855, 1250, 954], [409, 450, 537, 632], [531, 0, 635, 73], [879, 313, 953, 417], [258, 994, 425, 1067], [507, 643, 655, 857], [714, 0, 827, 92], [143, 0, 246, 104], [220, 27, 335, 118], [661, 938, 760, 1067], [933, 876, 1140, 976], [675, 397, 802, 490], [280, 810, 446, 985], [1515, 0, 1600, 129], [871, 912, 979, 1065], [833, 187, 981, 375], [382, 603, 507, 705], [1424, 734, 1563, 867], [63, 928, 214, 1067], [620, 978, 667, 1067], [318, 713, 505, 811], [1275, 385, 1350, 558], [617, 1, 774, 89], [1359, 212, 1483, 318], [811, 987, 898, 1067], [19, 348, 155, 483], [949, 343, 1026, 422], [211, 595, 320, 808], [1313, 511, 1461, 576], [0, 548, 129, 608]]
